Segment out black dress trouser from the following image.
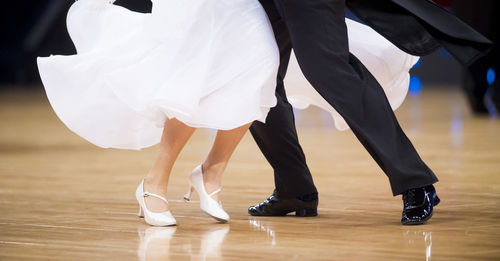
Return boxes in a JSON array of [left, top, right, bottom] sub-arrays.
[[250, 0, 438, 197]]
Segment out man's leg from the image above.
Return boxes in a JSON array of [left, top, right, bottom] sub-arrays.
[[248, 0, 318, 217], [250, 0, 317, 199], [269, 0, 439, 224], [273, 0, 438, 196]]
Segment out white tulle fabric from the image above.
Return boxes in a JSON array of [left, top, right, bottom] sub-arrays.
[[286, 19, 420, 130], [37, 0, 418, 150]]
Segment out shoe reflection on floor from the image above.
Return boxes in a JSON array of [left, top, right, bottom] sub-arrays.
[[403, 230, 432, 261], [137, 226, 176, 261], [249, 219, 276, 246], [137, 225, 230, 260]]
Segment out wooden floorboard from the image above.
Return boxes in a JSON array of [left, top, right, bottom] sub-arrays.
[[1, 86, 499, 260]]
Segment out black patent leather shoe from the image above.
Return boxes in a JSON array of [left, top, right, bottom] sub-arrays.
[[401, 185, 440, 225], [248, 192, 318, 217]]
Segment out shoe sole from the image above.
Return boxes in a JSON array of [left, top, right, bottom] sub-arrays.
[[204, 212, 229, 223], [248, 208, 318, 217], [248, 211, 289, 217], [401, 212, 433, 225]]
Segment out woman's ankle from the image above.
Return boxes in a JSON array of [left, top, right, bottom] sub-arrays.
[[202, 162, 224, 180], [142, 176, 170, 212], [201, 163, 224, 196], [143, 175, 168, 195]]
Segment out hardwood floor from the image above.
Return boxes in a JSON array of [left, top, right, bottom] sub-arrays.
[[1, 86, 499, 260]]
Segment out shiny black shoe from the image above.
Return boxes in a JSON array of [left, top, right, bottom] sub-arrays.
[[248, 192, 318, 217], [401, 185, 440, 225]]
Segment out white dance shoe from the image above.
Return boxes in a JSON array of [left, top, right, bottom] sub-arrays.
[[136, 180, 176, 226], [184, 165, 230, 222]]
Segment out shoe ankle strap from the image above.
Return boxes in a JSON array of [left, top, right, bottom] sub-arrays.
[[208, 187, 222, 197], [143, 191, 168, 203]]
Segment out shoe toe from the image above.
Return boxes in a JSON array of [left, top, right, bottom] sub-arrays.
[[145, 211, 177, 226]]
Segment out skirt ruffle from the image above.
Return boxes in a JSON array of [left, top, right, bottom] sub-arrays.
[[38, 0, 418, 150]]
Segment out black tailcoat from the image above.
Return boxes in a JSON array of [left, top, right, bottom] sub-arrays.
[[347, 0, 493, 65]]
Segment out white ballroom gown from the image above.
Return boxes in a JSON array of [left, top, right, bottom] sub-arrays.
[[37, 0, 419, 150]]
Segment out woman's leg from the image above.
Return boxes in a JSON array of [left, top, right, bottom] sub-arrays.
[[202, 123, 252, 201], [144, 118, 195, 212]]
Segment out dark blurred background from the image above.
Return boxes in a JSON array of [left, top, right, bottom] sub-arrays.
[[0, 0, 498, 114]]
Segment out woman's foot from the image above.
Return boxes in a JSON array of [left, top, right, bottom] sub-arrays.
[[143, 177, 170, 213], [185, 165, 229, 222], [136, 179, 176, 226], [200, 164, 225, 202]]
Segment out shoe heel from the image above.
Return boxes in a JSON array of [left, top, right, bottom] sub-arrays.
[[295, 208, 318, 217], [183, 185, 194, 202], [138, 205, 144, 218], [434, 194, 441, 207]]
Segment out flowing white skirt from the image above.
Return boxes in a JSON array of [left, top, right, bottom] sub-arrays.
[[286, 19, 420, 131], [37, 0, 418, 150]]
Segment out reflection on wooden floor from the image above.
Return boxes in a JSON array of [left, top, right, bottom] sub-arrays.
[[1, 86, 499, 260]]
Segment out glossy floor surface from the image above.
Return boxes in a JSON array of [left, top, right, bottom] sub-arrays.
[[1, 86, 499, 260]]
